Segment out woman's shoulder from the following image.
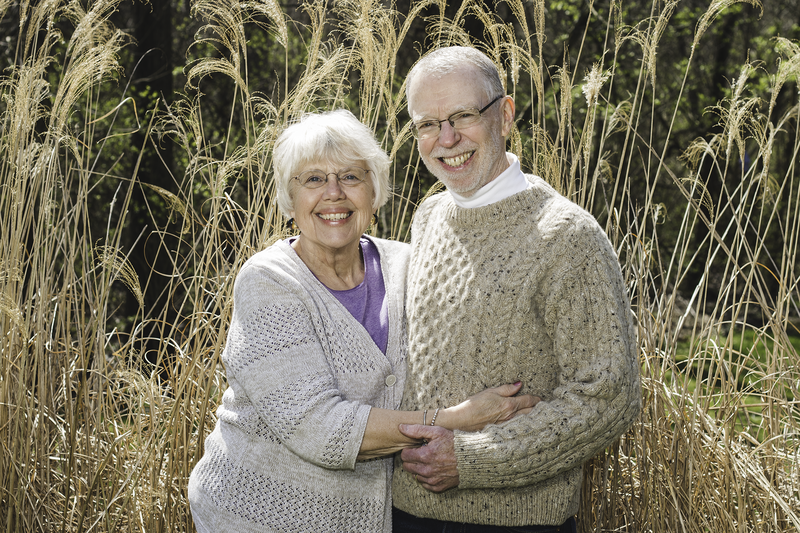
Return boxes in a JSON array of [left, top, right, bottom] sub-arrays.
[[364, 235, 410, 256], [362, 236, 410, 288], [243, 238, 304, 269], [233, 240, 303, 291]]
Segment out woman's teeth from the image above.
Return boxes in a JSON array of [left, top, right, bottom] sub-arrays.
[[442, 152, 473, 167], [318, 212, 350, 221]]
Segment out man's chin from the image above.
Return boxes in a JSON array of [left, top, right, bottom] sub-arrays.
[[438, 176, 481, 197], [423, 160, 480, 195]]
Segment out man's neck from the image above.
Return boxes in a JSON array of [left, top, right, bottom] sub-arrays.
[[449, 153, 530, 208]]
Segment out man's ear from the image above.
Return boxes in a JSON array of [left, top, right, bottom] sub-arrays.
[[499, 96, 516, 137]]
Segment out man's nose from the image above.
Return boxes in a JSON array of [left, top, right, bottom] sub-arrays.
[[438, 120, 460, 146]]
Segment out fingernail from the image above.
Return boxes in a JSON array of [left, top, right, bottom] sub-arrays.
[[514, 381, 522, 386]]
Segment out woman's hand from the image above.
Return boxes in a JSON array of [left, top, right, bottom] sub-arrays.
[[441, 382, 539, 432], [357, 383, 538, 460]]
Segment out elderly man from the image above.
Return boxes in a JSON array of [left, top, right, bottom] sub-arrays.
[[392, 46, 642, 532]]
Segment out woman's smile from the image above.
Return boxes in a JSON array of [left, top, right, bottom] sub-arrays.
[[317, 211, 353, 221]]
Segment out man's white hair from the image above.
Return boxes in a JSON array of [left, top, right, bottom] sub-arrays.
[[406, 46, 505, 112]]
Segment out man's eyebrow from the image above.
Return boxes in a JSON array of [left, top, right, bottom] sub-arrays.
[[412, 104, 477, 121]]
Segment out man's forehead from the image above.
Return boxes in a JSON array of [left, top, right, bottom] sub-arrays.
[[408, 71, 487, 117], [410, 65, 475, 89]]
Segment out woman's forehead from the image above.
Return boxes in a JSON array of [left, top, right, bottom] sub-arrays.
[[295, 158, 366, 172]]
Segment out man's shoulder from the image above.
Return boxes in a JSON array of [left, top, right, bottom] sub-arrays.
[[417, 189, 450, 211], [518, 177, 615, 261], [410, 190, 451, 233], [524, 175, 602, 227]]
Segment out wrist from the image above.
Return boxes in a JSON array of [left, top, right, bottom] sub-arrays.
[[437, 405, 465, 431]]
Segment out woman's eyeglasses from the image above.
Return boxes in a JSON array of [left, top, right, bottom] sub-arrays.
[[292, 167, 371, 189]]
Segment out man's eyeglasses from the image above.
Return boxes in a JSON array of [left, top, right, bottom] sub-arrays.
[[410, 95, 504, 140], [292, 167, 371, 189]]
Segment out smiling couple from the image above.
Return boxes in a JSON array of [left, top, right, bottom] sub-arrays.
[[187, 46, 641, 533]]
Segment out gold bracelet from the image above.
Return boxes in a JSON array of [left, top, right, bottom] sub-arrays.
[[430, 408, 440, 426]]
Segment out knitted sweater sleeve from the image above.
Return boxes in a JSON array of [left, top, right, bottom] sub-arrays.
[[454, 219, 641, 489], [221, 255, 372, 472]]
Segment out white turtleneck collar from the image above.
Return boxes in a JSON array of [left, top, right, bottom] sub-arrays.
[[449, 152, 532, 208]]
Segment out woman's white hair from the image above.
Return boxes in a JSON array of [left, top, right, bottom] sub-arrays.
[[406, 46, 505, 111], [273, 109, 391, 218]]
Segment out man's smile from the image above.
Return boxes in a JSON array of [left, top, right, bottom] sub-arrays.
[[440, 151, 474, 168]]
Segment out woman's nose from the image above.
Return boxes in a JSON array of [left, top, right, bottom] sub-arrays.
[[322, 175, 346, 198]]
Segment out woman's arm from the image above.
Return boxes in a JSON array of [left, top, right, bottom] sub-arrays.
[[357, 382, 538, 460]]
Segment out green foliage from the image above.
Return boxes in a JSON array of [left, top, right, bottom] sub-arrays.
[[1, 0, 799, 531]]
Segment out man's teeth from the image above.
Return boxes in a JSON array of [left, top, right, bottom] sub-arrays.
[[318, 212, 350, 221], [442, 152, 473, 167]]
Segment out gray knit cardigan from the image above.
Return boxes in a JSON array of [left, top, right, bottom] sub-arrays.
[[189, 236, 410, 533], [392, 175, 641, 526]]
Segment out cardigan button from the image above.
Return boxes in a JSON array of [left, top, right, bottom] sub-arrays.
[[385, 374, 397, 386]]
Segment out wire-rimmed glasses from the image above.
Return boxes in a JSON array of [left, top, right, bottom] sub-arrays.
[[292, 167, 371, 189], [410, 95, 504, 140]]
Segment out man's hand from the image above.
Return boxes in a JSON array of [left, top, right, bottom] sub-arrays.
[[399, 424, 459, 493]]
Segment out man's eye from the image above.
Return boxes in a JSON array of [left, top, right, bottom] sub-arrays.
[[416, 120, 439, 130], [451, 110, 479, 123]]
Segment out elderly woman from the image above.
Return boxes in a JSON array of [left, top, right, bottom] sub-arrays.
[[188, 110, 536, 533]]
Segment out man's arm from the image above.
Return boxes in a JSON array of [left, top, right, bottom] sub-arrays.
[[402, 223, 641, 492]]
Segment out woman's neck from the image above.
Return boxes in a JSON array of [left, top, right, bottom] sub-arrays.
[[292, 236, 365, 290]]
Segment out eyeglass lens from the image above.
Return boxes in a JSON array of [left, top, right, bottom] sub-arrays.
[[295, 168, 369, 188], [412, 95, 503, 139]]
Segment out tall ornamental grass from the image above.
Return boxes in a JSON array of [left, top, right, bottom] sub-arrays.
[[0, 0, 798, 531]]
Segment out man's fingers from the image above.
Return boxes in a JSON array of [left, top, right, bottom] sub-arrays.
[[400, 443, 426, 462], [404, 462, 458, 493]]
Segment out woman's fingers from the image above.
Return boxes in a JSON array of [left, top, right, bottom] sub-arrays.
[[488, 381, 523, 397], [506, 395, 540, 419], [517, 394, 540, 409]]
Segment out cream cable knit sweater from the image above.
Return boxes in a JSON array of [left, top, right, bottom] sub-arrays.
[[392, 176, 641, 526], [189, 237, 409, 533]]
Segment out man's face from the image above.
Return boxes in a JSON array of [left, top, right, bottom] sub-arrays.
[[408, 69, 514, 197]]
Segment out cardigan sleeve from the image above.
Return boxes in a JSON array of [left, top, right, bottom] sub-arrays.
[[454, 220, 641, 489], [220, 258, 373, 472]]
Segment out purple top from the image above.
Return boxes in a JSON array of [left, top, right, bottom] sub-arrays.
[[328, 238, 388, 353], [289, 237, 389, 353]]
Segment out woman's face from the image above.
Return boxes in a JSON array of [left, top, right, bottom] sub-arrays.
[[289, 160, 375, 257]]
